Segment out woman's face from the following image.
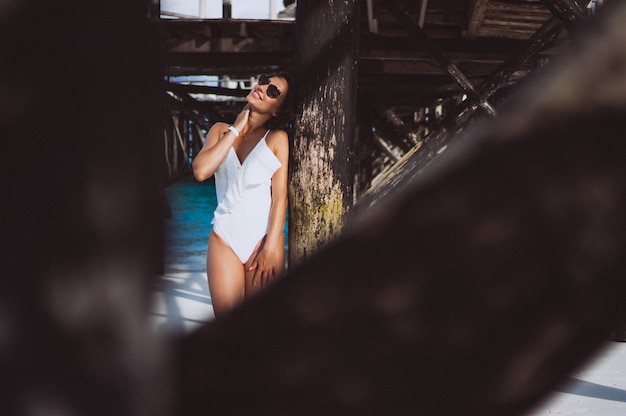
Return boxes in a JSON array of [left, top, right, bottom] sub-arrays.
[[247, 74, 289, 114]]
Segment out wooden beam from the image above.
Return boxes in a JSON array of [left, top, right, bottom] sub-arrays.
[[468, 1, 552, 39], [364, 100, 419, 153], [161, 51, 294, 76], [356, 11, 566, 205], [541, 0, 590, 32], [165, 81, 250, 98], [382, 0, 497, 117], [467, 0, 491, 38], [368, 16, 563, 188], [456, 16, 565, 124]]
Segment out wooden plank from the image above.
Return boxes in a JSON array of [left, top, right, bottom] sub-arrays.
[[489, 1, 551, 14], [364, 49, 507, 64], [484, 11, 549, 22], [465, 0, 552, 40], [481, 18, 546, 29], [166, 81, 249, 98], [467, 0, 491, 38], [475, 27, 539, 39]]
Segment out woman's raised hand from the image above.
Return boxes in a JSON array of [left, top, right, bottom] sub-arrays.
[[233, 104, 251, 132]]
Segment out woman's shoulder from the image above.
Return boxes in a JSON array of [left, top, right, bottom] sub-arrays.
[[211, 121, 229, 132], [204, 122, 230, 146], [207, 121, 230, 138], [265, 129, 289, 148]]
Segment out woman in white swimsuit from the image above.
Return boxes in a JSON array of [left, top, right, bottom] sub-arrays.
[[192, 72, 293, 317]]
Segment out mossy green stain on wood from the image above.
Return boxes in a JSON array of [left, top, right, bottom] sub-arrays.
[[289, 134, 348, 264]]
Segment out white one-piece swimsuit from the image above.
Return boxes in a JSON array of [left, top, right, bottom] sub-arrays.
[[211, 130, 282, 263]]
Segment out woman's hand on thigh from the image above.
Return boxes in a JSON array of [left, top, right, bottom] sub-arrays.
[[248, 245, 284, 288]]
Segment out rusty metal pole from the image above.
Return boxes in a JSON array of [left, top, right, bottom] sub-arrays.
[[289, 0, 360, 266]]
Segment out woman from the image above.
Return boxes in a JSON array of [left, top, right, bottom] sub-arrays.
[[192, 72, 294, 317]]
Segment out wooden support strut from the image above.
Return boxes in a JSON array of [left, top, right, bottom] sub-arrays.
[[381, 0, 497, 117], [173, 116, 189, 167], [541, 0, 590, 32], [455, 16, 565, 126], [164, 93, 212, 130], [361, 15, 566, 204]]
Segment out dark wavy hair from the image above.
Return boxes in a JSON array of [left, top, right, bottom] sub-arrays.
[[265, 71, 296, 131]]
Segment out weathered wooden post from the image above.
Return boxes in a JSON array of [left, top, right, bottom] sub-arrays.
[[147, 0, 160, 19], [289, 0, 361, 265], [222, 0, 232, 19]]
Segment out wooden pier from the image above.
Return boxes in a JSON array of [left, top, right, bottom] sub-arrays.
[[8, 2, 626, 416], [157, 0, 594, 186]]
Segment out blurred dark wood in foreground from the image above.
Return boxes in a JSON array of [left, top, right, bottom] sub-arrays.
[[177, 2, 626, 416], [1, 2, 167, 416], [3, 1, 626, 416]]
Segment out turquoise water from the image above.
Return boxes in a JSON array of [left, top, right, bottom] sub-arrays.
[[163, 179, 217, 270], [163, 178, 288, 269]]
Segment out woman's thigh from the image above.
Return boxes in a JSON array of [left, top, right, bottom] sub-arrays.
[[206, 231, 245, 317]]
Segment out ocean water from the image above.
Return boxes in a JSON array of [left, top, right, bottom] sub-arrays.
[[151, 178, 288, 333], [163, 178, 217, 271], [149, 179, 217, 333]]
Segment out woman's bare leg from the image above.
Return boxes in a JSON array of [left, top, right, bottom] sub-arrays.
[[206, 231, 245, 317]]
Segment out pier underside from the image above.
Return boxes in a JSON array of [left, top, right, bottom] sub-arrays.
[[7, 2, 626, 416], [158, 0, 588, 188]]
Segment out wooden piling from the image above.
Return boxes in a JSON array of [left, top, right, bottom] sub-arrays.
[[288, 0, 361, 265]]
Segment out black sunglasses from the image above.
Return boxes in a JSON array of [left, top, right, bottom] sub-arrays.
[[258, 73, 282, 99]]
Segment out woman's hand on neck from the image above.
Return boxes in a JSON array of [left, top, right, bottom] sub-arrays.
[[241, 103, 272, 137]]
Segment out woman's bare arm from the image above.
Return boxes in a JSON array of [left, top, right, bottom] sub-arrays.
[[192, 122, 231, 181], [192, 106, 250, 181]]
